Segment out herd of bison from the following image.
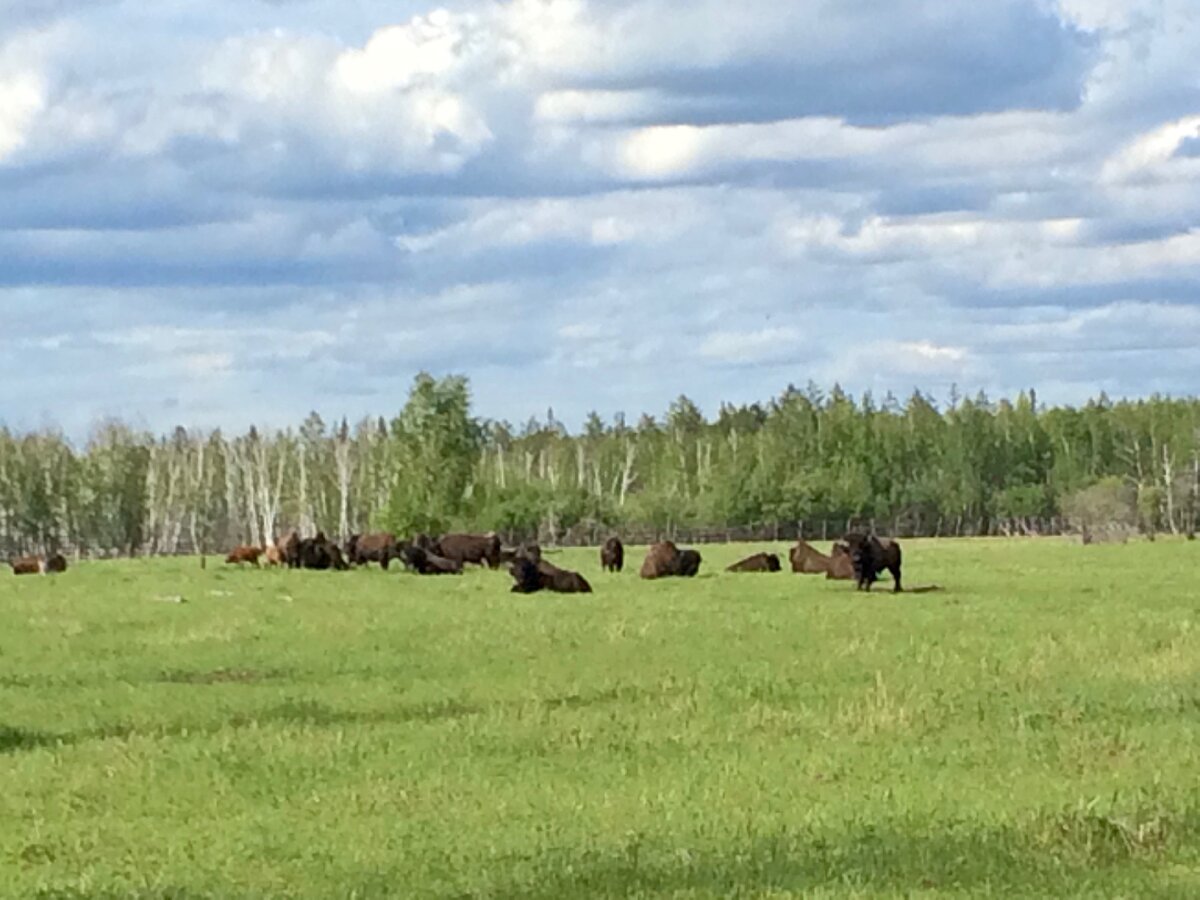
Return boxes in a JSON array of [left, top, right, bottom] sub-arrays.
[[6, 531, 906, 593], [219, 530, 906, 594]]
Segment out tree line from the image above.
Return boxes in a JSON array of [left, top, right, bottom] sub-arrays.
[[2, 374, 1198, 557]]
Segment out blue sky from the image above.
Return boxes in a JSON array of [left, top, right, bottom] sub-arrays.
[[1, 0, 1198, 436]]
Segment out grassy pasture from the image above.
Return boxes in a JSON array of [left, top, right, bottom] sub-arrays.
[[2, 539, 1199, 898]]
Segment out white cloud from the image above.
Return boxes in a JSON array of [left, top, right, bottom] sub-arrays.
[[0, 70, 42, 160], [699, 327, 805, 365], [1, 0, 1198, 434]]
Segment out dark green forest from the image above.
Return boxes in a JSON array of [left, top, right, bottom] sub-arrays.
[[2, 375, 1198, 556]]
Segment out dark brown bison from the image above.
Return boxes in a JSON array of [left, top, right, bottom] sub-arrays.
[[225, 545, 263, 567], [843, 533, 902, 592], [676, 549, 702, 577], [42, 553, 68, 574], [296, 532, 349, 571], [639, 541, 702, 579], [345, 532, 399, 569], [9, 556, 43, 575], [727, 552, 781, 573], [278, 530, 302, 569], [398, 544, 463, 575], [509, 557, 592, 594], [600, 537, 624, 573], [435, 532, 502, 568]]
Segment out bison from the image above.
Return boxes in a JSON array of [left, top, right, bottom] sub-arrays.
[[825, 542, 855, 580], [345, 532, 400, 570], [42, 553, 68, 574], [278, 530, 302, 569], [639, 541, 703, 579], [263, 545, 284, 567], [295, 532, 349, 571], [790, 540, 833, 574], [398, 544, 463, 575], [9, 556, 43, 575], [600, 536, 624, 573], [434, 532, 502, 568], [225, 545, 263, 567], [843, 532, 902, 592], [727, 552, 781, 573], [676, 549, 702, 577], [509, 557, 592, 594]]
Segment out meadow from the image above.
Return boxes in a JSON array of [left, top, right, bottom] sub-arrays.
[[2, 539, 1199, 898]]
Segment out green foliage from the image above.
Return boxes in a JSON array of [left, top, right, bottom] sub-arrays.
[[1, 382, 1199, 553], [2, 541, 1200, 897], [380, 373, 482, 536]]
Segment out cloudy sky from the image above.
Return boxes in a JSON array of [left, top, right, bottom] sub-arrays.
[[1, 0, 1198, 436]]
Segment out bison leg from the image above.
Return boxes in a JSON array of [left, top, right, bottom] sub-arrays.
[[889, 562, 903, 593]]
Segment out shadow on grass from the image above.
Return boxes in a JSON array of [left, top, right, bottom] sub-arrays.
[[0, 725, 65, 753], [26, 816, 1198, 900], [88, 697, 483, 743], [1, 697, 482, 755], [3, 680, 685, 755], [463, 815, 1197, 900]]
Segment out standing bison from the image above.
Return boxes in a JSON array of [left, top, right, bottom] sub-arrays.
[[434, 532, 503, 568], [727, 552, 781, 573], [639, 541, 703, 579], [278, 530, 302, 569], [843, 533, 902, 592], [600, 537, 624, 573], [345, 532, 400, 570], [225, 545, 263, 567]]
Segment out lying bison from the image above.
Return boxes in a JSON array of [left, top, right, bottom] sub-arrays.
[[789, 540, 854, 579], [727, 552, 781, 573], [843, 532, 902, 592], [600, 536, 624, 573], [346, 532, 399, 570], [398, 544, 463, 575], [509, 557, 592, 594], [790, 540, 832, 574], [435, 532, 502, 568], [225, 545, 262, 567], [826, 542, 855, 580], [9, 554, 68, 575], [296, 532, 349, 571], [9, 556, 43, 575], [640, 541, 702, 579]]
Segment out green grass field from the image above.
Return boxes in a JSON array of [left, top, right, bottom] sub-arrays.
[[2, 539, 1199, 898]]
